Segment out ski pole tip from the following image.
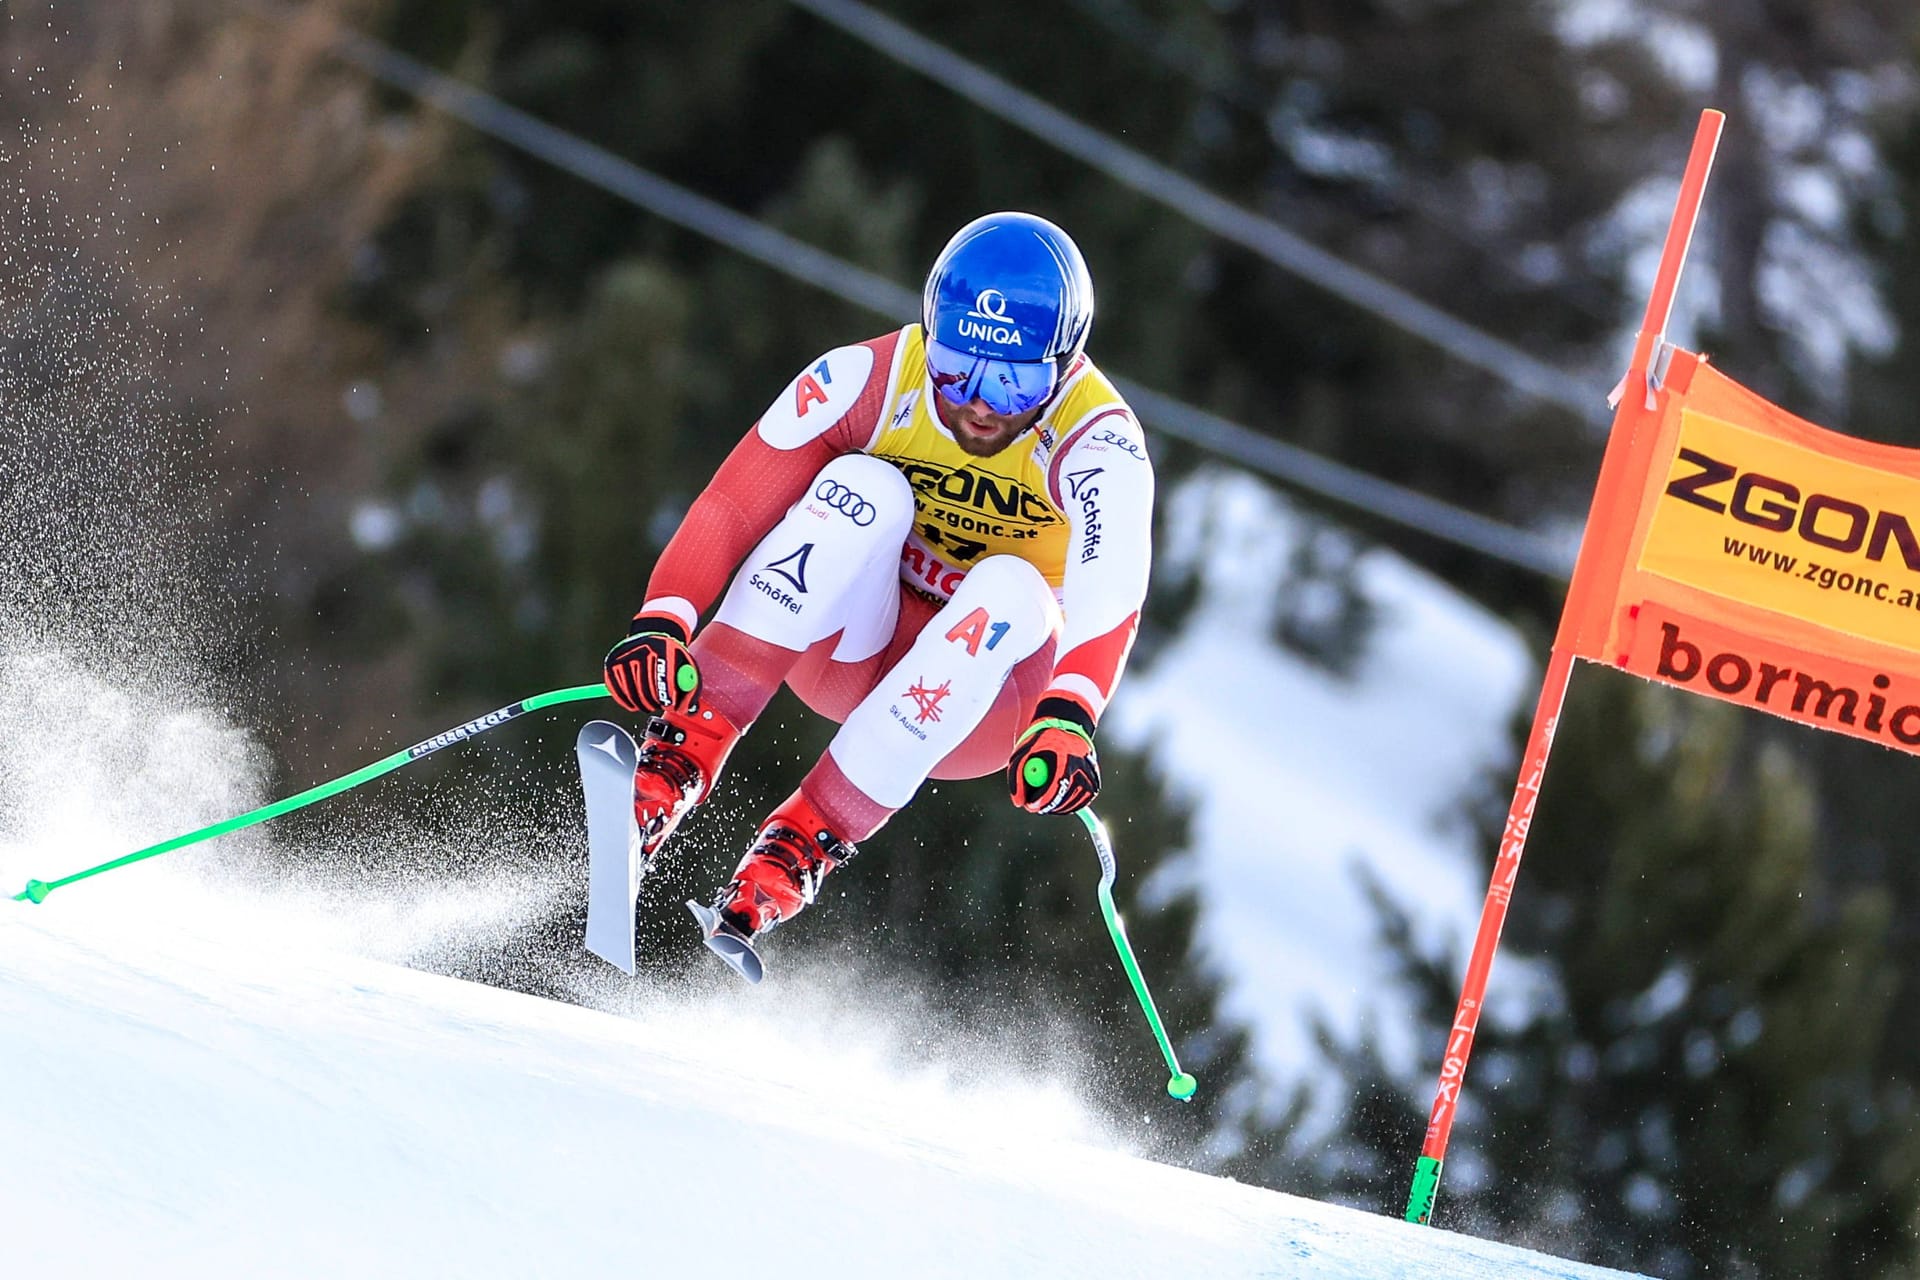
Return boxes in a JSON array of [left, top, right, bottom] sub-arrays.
[[1167, 1072, 1197, 1101], [21, 879, 52, 904]]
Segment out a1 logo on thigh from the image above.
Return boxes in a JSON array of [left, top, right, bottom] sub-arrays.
[[945, 607, 1010, 656]]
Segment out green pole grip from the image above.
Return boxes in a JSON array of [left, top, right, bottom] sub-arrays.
[[1405, 1155, 1443, 1224], [12, 683, 610, 903]]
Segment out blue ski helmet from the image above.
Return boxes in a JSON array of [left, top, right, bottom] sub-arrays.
[[921, 212, 1094, 415]]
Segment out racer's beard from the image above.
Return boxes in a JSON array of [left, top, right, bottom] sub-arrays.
[[934, 395, 1043, 458]]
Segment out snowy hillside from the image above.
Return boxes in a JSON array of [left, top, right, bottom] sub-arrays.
[[0, 468, 1594, 1278], [1111, 471, 1537, 1092], [2, 892, 1644, 1280]]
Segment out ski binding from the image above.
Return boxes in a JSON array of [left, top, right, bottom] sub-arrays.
[[685, 900, 765, 985]]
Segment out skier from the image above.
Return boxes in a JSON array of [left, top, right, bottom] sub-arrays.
[[601, 211, 1154, 981]]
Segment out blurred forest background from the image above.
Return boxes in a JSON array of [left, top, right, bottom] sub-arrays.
[[9, 2, 1920, 1276]]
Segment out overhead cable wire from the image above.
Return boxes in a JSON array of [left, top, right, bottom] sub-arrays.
[[1058, 0, 1618, 321], [331, 31, 914, 322], [1062, 0, 1261, 111], [1113, 383, 1572, 576], [786, 0, 1606, 429], [320, 24, 1572, 580]]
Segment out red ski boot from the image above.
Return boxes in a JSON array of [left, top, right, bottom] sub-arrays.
[[686, 791, 857, 983], [631, 705, 740, 869]]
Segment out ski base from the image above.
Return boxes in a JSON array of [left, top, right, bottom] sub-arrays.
[[577, 721, 645, 974], [685, 900, 765, 985]]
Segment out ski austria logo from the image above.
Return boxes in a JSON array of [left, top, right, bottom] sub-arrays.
[[957, 288, 1024, 348], [887, 676, 947, 740], [814, 479, 877, 526], [904, 677, 951, 724]]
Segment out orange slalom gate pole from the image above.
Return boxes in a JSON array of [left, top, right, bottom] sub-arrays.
[[1405, 109, 1724, 1225], [1402, 647, 1571, 1224]]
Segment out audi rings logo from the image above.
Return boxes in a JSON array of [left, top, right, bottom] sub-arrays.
[[814, 479, 877, 526]]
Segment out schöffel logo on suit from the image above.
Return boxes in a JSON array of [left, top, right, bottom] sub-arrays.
[[751, 543, 811, 614], [1066, 468, 1103, 563], [814, 479, 877, 526]]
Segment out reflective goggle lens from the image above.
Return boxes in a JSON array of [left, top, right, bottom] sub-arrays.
[[925, 339, 1057, 416]]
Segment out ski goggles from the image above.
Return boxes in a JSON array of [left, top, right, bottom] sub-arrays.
[[925, 337, 1058, 416]]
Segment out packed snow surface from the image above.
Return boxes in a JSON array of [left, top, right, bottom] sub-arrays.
[[2, 887, 1645, 1279]]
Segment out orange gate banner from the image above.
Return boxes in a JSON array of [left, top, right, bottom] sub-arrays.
[[1565, 349, 1920, 754]]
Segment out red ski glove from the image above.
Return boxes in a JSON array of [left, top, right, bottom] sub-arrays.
[[603, 614, 701, 716], [1007, 697, 1101, 815]]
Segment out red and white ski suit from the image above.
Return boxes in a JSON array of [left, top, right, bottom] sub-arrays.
[[638, 324, 1153, 822]]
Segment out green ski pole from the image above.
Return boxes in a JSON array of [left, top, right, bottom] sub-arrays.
[[1076, 805, 1198, 1101], [12, 683, 610, 904], [1025, 749, 1196, 1101]]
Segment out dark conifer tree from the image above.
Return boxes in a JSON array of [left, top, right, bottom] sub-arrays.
[[1312, 671, 1920, 1278]]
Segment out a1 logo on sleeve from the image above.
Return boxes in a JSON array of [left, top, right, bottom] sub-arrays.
[[794, 359, 832, 416], [945, 606, 1010, 656], [757, 344, 876, 448]]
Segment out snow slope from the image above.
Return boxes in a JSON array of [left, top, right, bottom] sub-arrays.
[[1, 895, 1644, 1280]]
